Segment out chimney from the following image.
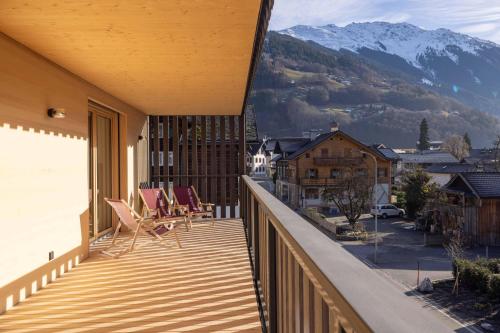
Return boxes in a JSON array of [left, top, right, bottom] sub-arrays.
[[330, 121, 339, 132]]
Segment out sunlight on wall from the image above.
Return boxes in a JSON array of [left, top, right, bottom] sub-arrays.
[[0, 124, 87, 287]]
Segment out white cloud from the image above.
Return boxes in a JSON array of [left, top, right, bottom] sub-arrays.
[[269, 0, 500, 44]]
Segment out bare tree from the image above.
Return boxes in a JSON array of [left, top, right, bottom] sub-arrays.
[[321, 167, 374, 226], [442, 135, 470, 161]]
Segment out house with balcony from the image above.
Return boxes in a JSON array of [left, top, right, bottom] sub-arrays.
[[0, 2, 456, 333], [276, 128, 392, 210]]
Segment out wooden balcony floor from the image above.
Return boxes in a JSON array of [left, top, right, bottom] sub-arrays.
[[0, 219, 262, 333]]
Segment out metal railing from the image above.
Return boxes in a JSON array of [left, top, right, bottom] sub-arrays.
[[241, 175, 453, 333]]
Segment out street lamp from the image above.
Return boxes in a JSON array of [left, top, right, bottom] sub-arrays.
[[360, 149, 378, 264]]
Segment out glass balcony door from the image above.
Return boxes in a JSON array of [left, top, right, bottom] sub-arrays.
[[88, 103, 119, 240]]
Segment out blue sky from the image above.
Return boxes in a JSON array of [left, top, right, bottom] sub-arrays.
[[269, 0, 500, 44]]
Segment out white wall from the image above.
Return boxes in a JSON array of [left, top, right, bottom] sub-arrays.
[[0, 34, 147, 289]]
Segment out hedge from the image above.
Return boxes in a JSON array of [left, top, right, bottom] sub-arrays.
[[453, 258, 500, 295]]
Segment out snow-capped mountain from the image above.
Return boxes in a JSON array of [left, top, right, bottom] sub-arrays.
[[278, 22, 500, 116], [279, 22, 496, 68]]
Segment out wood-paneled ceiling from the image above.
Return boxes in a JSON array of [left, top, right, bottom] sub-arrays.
[[0, 1, 263, 115]]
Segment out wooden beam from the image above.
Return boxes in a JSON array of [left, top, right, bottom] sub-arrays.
[[152, 116, 160, 187], [220, 116, 226, 218], [200, 116, 208, 202], [238, 114, 246, 217], [210, 117, 217, 213], [162, 116, 169, 190], [172, 116, 179, 186], [229, 116, 236, 218], [192, 116, 199, 191], [182, 116, 189, 186]]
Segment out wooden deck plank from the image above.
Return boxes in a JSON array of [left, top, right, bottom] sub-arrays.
[[0, 220, 262, 333]]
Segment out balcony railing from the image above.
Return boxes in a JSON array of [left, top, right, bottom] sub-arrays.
[[313, 156, 363, 166], [241, 175, 453, 333]]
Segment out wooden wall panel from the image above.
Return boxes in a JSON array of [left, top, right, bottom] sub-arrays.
[[150, 115, 245, 218]]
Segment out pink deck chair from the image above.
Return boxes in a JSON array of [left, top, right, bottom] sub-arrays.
[[103, 198, 181, 258], [172, 186, 215, 226], [139, 188, 190, 230]]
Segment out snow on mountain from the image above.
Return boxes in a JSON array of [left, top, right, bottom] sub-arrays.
[[279, 22, 497, 68]]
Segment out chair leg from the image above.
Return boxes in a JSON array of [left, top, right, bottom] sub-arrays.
[[111, 223, 121, 245], [129, 224, 142, 252], [184, 216, 190, 231], [173, 228, 182, 248]]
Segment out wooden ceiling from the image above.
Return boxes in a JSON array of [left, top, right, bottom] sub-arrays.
[[0, 1, 264, 115]]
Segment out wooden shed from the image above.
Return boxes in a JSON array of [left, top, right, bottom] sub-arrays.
[[440, 172, 500, 246]]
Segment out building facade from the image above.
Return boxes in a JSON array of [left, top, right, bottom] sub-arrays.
[[276, 130, 392, 211]]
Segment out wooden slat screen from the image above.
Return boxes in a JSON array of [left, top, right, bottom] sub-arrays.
[[150, 115, 245, 218]]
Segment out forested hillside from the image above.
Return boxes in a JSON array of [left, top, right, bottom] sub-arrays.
[[249, 32, 500, 148]]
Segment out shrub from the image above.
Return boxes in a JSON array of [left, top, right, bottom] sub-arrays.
[[489, 274, 500, 299], [465, 264, 491, 293], [454, 259, 491, 293], [452, 258, 471, 279]]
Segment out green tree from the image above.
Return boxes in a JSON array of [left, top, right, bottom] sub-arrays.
[[463, 132, 471, 150], [417, 118, 430, 151], [401, 169, 436, 218]]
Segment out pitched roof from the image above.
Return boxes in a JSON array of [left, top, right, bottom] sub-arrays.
[[376, 147, 400, 161], [445, 172, 500, 198], [247, 142, 264, 156], [463, 173, 500, 198], [399, 151, 458, 164], [284, 130, 389, 161], [425, 163, 476, 174], [274, 138, 311, 154]]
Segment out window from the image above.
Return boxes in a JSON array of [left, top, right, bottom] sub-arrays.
[[321, 148, 328, 157], [355, 168, 367, 176], [378, 167, 388, 177], [306, 168, 318, 179], [151, 151, 164, 166], [305, 153, 310, 158], [330, 168, 342, 179], [305, 188, 319, 199]]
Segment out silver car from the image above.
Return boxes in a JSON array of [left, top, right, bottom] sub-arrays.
[[370, 204, 405, 218]]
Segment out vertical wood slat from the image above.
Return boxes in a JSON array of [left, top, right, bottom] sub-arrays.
[[238, 115, 246, 217], [182, 116, 189, 186], [294, 260, 301, 333], [210, 117, 217, 214], [200, 116, 207, 202], [277, 237, 283, 333], [162, 116, 169, 189], [192, 116, 198, 192], [303, 274, 311, 333], [152, 116, 160, 187], [220, 116, 226, 218], [172, 116, 179, 186], [314, 289, 323, 333], [229, 117, 236, 218]]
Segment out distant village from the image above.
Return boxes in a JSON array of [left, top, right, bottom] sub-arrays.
[[247, 121, 500, 247]]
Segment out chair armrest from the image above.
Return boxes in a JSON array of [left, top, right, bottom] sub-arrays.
[[201, 202, 215, 207]]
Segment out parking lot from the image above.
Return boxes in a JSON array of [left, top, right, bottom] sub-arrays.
[[331, 216, 499, 289]]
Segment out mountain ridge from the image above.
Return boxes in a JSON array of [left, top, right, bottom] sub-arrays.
[[248, 31, 500, 147], [277, 22, 500, 117]]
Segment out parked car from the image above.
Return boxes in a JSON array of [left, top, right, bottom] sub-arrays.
[[370, 204, 405, 218]]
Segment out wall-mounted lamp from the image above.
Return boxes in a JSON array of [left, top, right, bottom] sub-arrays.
[[47, 108, 66, 119]]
